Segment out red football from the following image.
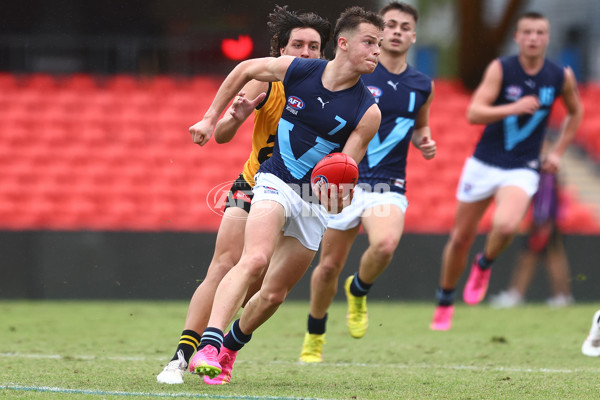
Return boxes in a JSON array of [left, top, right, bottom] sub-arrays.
[[311, 153, 359, 190]]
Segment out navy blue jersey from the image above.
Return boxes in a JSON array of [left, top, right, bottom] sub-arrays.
[[473, 55, 564, 170], [259, 58, 376, 194], [359, 63, 432, 194]]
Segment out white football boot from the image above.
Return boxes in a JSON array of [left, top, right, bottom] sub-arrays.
[[157, 350, 187, 384], [582, 310, 600, 357]]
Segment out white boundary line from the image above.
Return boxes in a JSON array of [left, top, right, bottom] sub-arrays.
[[1, 352, 599, 374], [0, 384, 330, 400]]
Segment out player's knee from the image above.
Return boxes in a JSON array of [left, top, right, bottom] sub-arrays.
[[199, 272, 224, 288], [493, 220, 520, 237], [205, 260, 236, 280], [370, 237, 398, 261], [260, 288, 287, 308], [449, 231, 476, 252], [239, 253, 269, 279], [316, 260, 344, 281]]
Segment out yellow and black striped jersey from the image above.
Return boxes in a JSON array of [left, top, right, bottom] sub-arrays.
[[241, 81, 285, 187]]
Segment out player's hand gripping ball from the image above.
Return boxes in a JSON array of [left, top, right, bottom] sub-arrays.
[[311, 153, 359, 193]]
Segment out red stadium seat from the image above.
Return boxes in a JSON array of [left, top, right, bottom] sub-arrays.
[[0, 73, 598, 233], [142, 75, 180, 93], [63, 73, 98, 92], [189, 75, 222, 93], [105, 74, 139, 92], [23, 73, 58, 91]]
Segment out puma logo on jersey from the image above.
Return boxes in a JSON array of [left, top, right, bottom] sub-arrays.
[[524, 79, 536, 89], [317, 97, 329, 109], [387, 80, 399, 91]]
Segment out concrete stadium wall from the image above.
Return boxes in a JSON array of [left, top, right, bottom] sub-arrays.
[[1, 231, 598, 302]]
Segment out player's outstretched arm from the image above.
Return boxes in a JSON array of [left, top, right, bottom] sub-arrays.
[[214, 80, 269, 144], [542, 66, 584, 173], [189, 56, 294, 146], [466, 59, 540, 125]]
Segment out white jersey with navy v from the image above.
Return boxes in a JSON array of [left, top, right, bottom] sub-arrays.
[[473, 55, 564, 170], [360, 63, 432, 194], [258, 58, 375, 191]]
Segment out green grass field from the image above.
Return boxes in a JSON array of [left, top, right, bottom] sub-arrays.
[[1, 300, 599, 399]]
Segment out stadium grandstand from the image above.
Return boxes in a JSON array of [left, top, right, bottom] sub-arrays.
[[1, 0, 599, 301], [0, 73, 598, 233]]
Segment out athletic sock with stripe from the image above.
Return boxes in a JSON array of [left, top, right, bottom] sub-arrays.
[[172, 329, 201, 363]]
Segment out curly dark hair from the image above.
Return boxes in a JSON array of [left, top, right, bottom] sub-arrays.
[[267, 5, 331, 57]]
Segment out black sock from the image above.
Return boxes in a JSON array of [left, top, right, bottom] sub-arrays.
[[477, 254, 494, 270], [198, 327, 224, 352], [172, 329, 201, 363], [436, 287, 456, 306], [222, 319, 252, 352], [350, 273, 372, 297], [307, 313, 328, 335]]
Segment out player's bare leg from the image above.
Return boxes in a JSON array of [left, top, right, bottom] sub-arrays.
[[158, 206, 249, 384], [208, 200, 285, 331], [358, 204, 405, 283], [483, 186, 531, 260], [440, 198, 491, 289], [184, 207, 248, 335], [545, 239, 573, 305], [299, 227, 357, 362], [431, 198, 490, 330], [309, 227, 359, 319], [188, 200, 284, 378], [509, 250, 538, 296], [240, 236, 317, 333], [463, 186, 530, 305], [344, 205, 405, 338]]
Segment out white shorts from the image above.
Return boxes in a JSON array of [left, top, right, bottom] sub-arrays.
[[327, 185, 409, 231], [456, 157, 540, 202], [252, 172, 328, 251]]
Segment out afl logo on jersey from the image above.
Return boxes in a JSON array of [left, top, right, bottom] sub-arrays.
[[286, 96, 305, 115], [367, 86, 382, 98], [287, 96, 305, 109], [367, 86, 382, 104], [505, 85, 523, 102]]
